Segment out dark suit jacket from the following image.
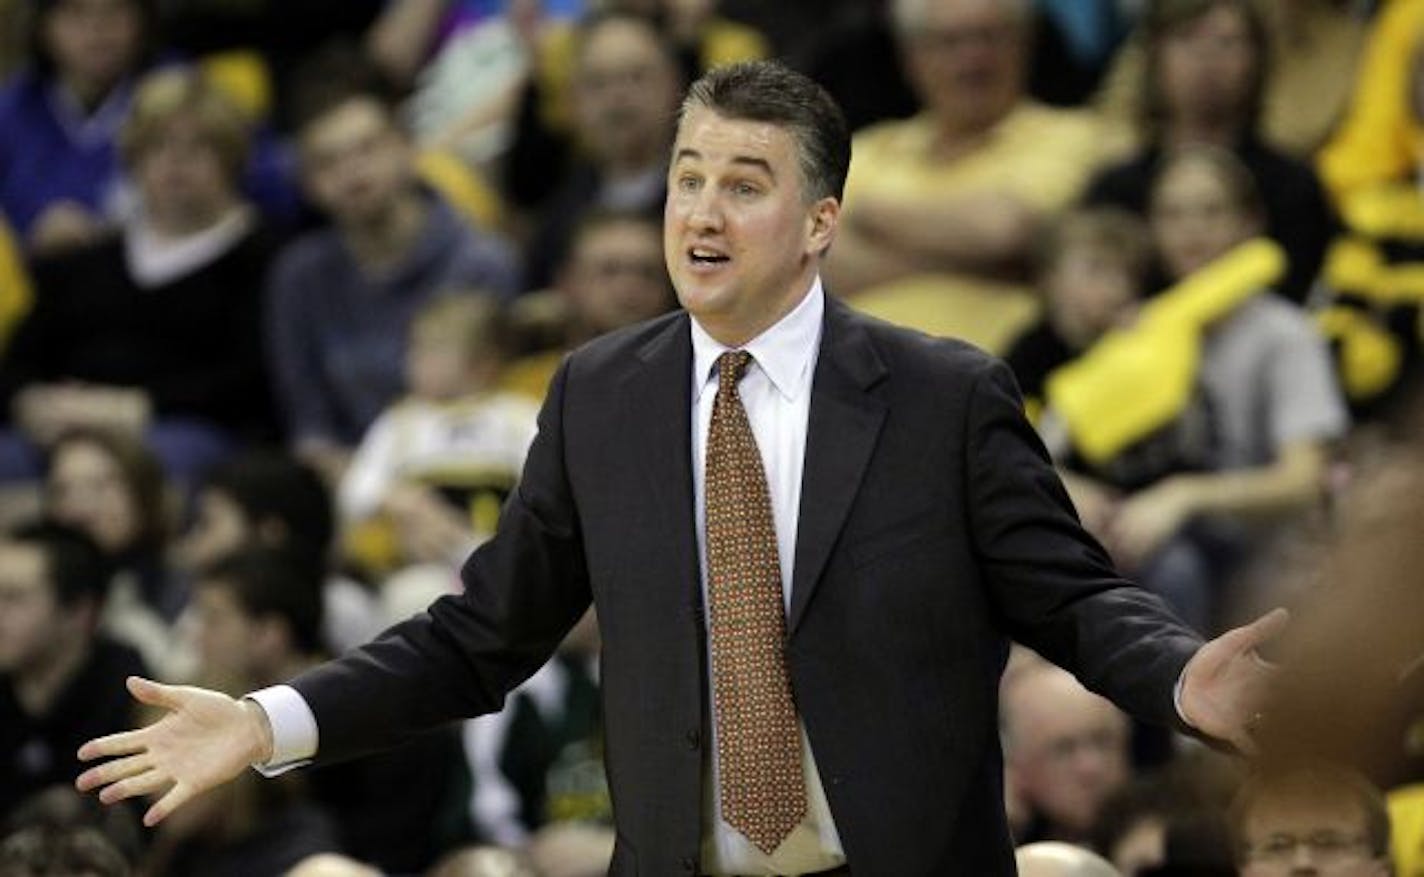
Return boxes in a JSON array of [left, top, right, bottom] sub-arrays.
[[290, 296, 1203, 875]]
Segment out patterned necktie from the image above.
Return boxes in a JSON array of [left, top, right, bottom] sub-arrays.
[[704, 349, 806, 855]]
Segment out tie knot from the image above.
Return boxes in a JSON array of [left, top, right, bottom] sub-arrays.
[[717, 350, 754, 390]]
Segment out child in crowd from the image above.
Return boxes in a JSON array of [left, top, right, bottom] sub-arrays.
[[339, 293, 538, 576], [1034, 147, 1347, 632]]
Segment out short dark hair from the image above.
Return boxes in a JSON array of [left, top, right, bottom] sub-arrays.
[[0, 825, 129, 877], [202, 452, 333, 579], [197, 548, 325, 656], [680, 61, 851, 203], [1035, 207, 1153, 288], [286, 39, 400, 136], [1230, 764, 1390, 863], [9, 521, 112, 609]]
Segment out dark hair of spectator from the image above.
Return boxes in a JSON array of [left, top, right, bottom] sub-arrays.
[[202, 452, 333, 580], [286, 39, 401, 136], [681, 60, 851, 203], [1228, 764, 1390, 862], [45, 428, 167, 559], [0, 825, 130, 877], [196, 547, 325, 656], [1151, 144, 1265, 221], [7, 521, 111, 609], [1141, 0, 1269, 144], [1034, 207, 1153, 289], [29, 0, 157, 80], [1, 786, 143, 868]]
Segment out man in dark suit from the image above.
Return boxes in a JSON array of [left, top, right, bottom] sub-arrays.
[[76, 61, 1282, 875]]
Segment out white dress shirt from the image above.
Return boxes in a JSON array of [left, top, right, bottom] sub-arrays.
[[689, 278, 845, 875]]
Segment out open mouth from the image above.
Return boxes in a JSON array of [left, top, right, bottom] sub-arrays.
[[688, 246, 731, 267]]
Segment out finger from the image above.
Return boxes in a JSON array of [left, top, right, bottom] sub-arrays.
[[127, 676, 182, 710], [78, 728, 148, 761], [144, 782, 192, 827], [76, 753, 151, 791], [1230, 730, 1258, 757], [1216, 607, 1290, 655], [100, 769, 173, 805]]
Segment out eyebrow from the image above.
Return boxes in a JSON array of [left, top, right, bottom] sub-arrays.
[[673, 148, 775, 179]]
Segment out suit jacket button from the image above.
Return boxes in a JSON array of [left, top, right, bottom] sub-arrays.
[[685, 729, 701, 750]]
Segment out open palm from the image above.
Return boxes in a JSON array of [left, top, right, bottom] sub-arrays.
[[1178, 608, 1289, 753], [75, 676, 272, 826]]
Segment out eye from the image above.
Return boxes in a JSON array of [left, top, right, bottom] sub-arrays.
[[676, 175, 701, 193], [732, 181, 761, 198]]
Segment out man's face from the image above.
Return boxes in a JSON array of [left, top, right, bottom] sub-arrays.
[[1239, 796, 1388, 877], [1007, 670, 1130, 837], [665, 106, 837, 344], [573, 18, 680, 168], [899, 0, 1026, 133], [174, 489, 252, 574], [192, 583, 260, 684], [300, 98, 414, 227], [0, 543, 61, 674], [564, 219, 671, 335], [44, 0, 142, 94]]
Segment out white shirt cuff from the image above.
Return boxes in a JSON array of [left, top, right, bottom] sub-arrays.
[[244, 685, 318, 777], [1173, 671, 1192, 729]]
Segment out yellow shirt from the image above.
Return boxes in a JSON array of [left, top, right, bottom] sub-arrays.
[[0, 215, 31, 355], [841, 104, 1106, 352]]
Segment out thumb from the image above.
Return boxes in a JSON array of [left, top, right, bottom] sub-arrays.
[[127, 676, 182, 711], [1238, 607, 1290, 652]]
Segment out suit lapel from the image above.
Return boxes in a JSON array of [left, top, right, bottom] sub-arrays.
[[789, 298, 889, 634], [623, 314, 699, 588]]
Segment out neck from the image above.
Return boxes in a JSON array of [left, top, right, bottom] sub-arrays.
[[698, 269, 817, 348], [60, 73, 118, 113], [343, 190, 428, 270], [1163, 116, 1242, 150], [15, 634, 91, 718]]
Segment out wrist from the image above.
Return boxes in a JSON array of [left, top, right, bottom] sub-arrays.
[[240, 699, 275, 765]]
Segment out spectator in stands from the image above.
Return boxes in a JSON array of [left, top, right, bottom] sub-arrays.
[[0, 0, 154, 254], [40, 428, 187, 679], [0, 68, 281, 487], [0, 522, 144, 819], [503, 0, 765, 214], [1040, 148, 1346, 631], [265, 53, 518, 483], [503, 209, 675, 401], [187, 548, 462, 874], [521, 11, 682, 291], [1082, 0, 1337, 303], [1004, 207, 1152, 426], [1231, 765, 1391, 877], [339, 294, 538, 576], [1091, 755, 1240, 875], [826, 0, 1109, 353], [1001, 661, 1132, 847], [0, 824, 130, 877], [176, 451, 382, 657], [1096, 0, 1365, 161]]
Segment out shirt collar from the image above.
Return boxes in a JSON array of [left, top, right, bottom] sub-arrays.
[[690, 276, 824, 404]]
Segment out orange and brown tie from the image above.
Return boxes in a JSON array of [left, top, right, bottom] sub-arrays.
[[705, 349, 806, 855]]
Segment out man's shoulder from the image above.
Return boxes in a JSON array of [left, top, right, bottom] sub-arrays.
[[267, 228, 349, 296], [834, 298, 1001, 381], [564, 310, 689, 374]]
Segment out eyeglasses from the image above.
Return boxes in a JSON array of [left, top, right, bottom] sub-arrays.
[[1243, 832, 1374, 865]]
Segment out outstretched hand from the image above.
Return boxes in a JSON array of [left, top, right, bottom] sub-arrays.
[[75, 676, 274, 827], [1178, 608, 1289, 754]]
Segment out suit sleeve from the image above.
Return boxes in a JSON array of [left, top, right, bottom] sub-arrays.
[[964, 356, 1203, 728], [288, 357, 591, 763]]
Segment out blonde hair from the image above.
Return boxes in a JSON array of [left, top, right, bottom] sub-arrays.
[[411, 293, 511, 363], [119, 67, 251, 183]]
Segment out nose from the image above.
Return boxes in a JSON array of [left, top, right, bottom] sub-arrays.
[[685, 187, 724, 233]]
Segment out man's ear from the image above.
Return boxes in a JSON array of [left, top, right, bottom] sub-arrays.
[[807, 196, 841, 256]]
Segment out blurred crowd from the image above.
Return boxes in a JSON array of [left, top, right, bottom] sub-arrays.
[[0, 0, 1422, 874]]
